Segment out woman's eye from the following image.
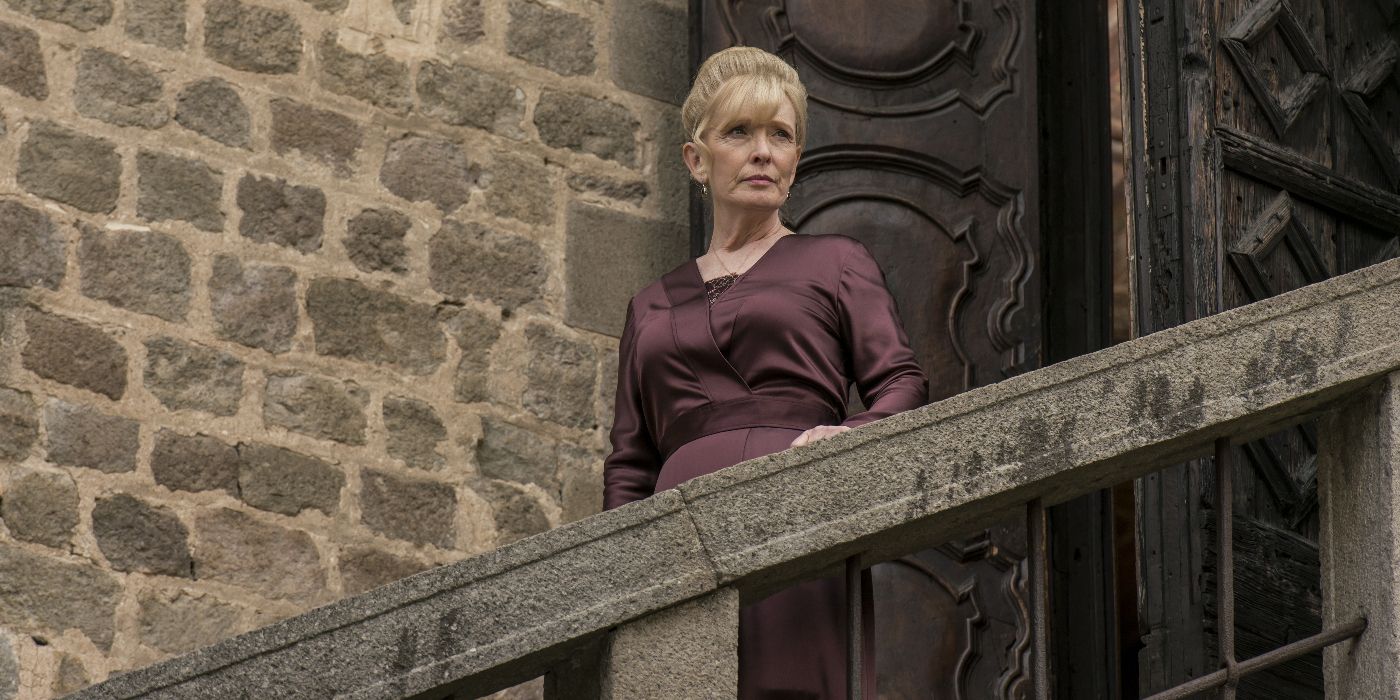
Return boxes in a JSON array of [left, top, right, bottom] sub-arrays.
[[774, 129, 792, 140], [728, 125, 747, 136]]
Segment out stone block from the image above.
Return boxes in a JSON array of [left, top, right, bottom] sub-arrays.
[[176, 78, 251, 149], [507, 0, 594, 76], [383, 396, 446, 470], [4, 0, 112, 31], [43, 399, 138, 473], [0, 544, 120, 651], [0, 634, 15, 699], [208, 254, 298, 354], [143, 336, 244, 416], [523, 321, 595, 429], [338, 545, 430, 595], [306, 278, 445, 374], [136, 150, 225, 231], [203, 0, 301, 74], [567, 172, 649, 207], [270, 98, 362, 175], [22, 311, 127, 399], [0, 20, 47, 99], [609, 0, 686, 104], [74, 49, 168, 128], [193, 507, 324, 603], [1, 469, 78, 549], [236, 173, 325, 253], [52, 655, 89, 696], [475, 417, 560, 495], [559, 447, 602, 524], [416, 60, 522, 137], [565, 202, 688, 336], [138, 590, 243, 655], [379, 134, 477, 212], [263, 372, 368, 445], [302, 0, 347, 11], [316, 32, 409, 111], [534, 90, 637, 165], [344, 208, 409, 274], [440, 0, 482, 44], [601, 588, 738, 699], [446, 306, 501, 404], [18, 121, 120, 213], [125, 0, 185, 49], [0, 200, 63, 290], [0, 387, 38, 461], [360, 469, 455, 547], [93, 493, 193, 577], [237, 442, 343, 516], [79, 224, 191, 321], [429, 220, 545, 309], [151, 429, 240, 495], [484, 152, 552, 225], [479, 479, 549, 546]]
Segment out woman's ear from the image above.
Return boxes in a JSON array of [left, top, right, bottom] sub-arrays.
[[682, 141, 706, 183]]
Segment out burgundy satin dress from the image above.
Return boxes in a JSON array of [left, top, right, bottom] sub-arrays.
[[603, 232, 928, 699]]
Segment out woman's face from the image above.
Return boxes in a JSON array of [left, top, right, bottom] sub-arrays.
[[687, 99, 801, 214]]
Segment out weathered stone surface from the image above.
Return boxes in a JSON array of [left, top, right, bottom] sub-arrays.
[[0, 634, 16, 699], [93, 494, 192, 577], [0, 200, 63, 290], [74, 49, 168, 128], [306, 278, 445, 374], [338, 546, 429, 595], [193, 508, 323, 603], [143, 336, 244, 416], [0, 544, 120, 651], [237, 442, 343, 516], [534, 90, 637, 165], [507, 0, 594, 76], [603, 588, 738, 698], [0, 21, 47, 99], [392, 0, 413, 23], [1, 469, 78, 549], [204, 0, 301, 74], [475, 417, 559, 494], [565, 202, 688, 336], [429, 221, 545, 309], [360, 469, 455, 547], [263, 372, 368, 445], [176, 78, 250, 148], [609, 0, 686, 104], [484, 152, 551, 225], [125, 0, 185, 48], [236, 174, 325, 253], [344, 208, 409, 274], [440, 0, 482, 43], [79, 225, 191, 321], [137, 150, 225, 231], [151, 429, 240, 495], [44, 399, 138, 473], [138, 590, 242, 655], [0, 387, 38, 461], [448, 305, 501, 403], [270, 98, 362, 175], [22, 311, 127, 399], [559, 448, 602, 524], [208, 255, 298, 354], [18, 121, 120, 213], [566, 173, 649, 207], [379, 135, 476, 212], [52, 654, 89, 696], [4, 0, 112, 31], [523, 322, 595, 429], [301, 0, 345, 11], [383, 396, 445, 470], [480, 479, 549, 546], [316, 32, 409, 111], [416, 60, 522, 136]]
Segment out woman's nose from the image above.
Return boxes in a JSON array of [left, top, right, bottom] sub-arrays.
[[750, 135, 772, 161]]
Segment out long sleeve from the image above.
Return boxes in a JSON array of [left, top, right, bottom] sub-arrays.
[[836, 241, 929, 428], [602, 300, 663, 510]]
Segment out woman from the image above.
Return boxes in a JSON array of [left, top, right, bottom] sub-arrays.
[[603, 46, 928, 698]]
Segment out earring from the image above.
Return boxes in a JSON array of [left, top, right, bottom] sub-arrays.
[[701, 182, 709, 197]]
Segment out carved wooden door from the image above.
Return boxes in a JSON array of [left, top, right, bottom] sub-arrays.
[[1125, 0, 1400, 695], [696, 2, 1055, 697]]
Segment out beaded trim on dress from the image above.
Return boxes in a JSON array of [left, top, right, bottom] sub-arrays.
[[704, 274, 739, 304]]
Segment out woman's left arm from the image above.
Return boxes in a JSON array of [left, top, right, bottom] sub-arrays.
[[835, 240, 929, 428]]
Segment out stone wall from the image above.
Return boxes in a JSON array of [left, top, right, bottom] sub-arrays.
[[0, 0, 690, 695]]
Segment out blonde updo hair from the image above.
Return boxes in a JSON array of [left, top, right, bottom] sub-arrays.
[[682, 47, 808, 158]]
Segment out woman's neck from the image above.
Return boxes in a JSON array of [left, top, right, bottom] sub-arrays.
[[708, 206, 786, 253]]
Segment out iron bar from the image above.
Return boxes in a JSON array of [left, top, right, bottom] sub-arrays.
[[1140, 617, 1367, 700], [1216, 437, 1236, 700], [1028, 498, 1050, 700], [846, 554, 861, 700]]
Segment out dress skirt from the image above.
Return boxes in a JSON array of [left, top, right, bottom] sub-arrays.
[[656, 427, 876, 700]]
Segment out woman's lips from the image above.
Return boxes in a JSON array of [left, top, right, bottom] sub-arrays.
[[743, 176, 775, 184]]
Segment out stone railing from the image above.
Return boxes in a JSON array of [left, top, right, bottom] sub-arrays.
[[74, 258, 1400, 698]]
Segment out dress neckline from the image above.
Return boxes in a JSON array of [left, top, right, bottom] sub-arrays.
[[693, 232, 796, 287]]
